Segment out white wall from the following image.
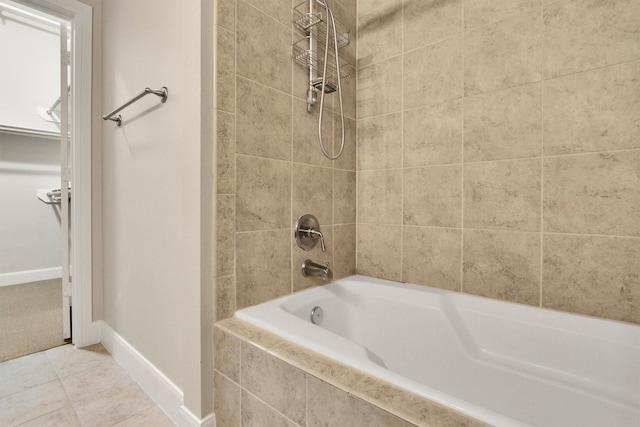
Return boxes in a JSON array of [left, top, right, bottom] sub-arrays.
[[101, 0, 210, 417], [0, 133, 60, 275], [0, 4, 61, 277], [0, 3, 61, 133]]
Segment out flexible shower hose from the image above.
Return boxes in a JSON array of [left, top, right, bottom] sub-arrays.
[[317, 1, 345, 160]]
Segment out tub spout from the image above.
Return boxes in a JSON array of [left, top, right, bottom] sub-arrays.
[[302, 259, 333, 281]]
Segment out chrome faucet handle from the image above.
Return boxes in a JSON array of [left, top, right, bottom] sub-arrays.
[[306, 229, 326, 252]]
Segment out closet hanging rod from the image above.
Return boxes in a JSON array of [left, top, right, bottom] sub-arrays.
[[102, 86, 168, 126]]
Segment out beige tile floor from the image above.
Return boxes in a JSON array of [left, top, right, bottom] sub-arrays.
[[0, 344, 176, 427]]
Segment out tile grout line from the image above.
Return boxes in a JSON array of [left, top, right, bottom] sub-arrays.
[[232, 0, 239, 315], [539, 2, 545, 309], [399, 0, 404, 283], [460, 0, 466, 294], [290, 11, 295, 295], [354, 0, 359, 275]]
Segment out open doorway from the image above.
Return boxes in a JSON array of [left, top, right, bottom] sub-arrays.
[[0, 0, 72, 362], [0, 0, 97, 361]]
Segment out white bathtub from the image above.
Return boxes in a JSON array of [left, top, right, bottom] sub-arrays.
[[236, 275, 640, 427]]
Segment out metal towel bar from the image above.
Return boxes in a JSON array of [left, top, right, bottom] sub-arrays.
[[102, 86, 168, 126]]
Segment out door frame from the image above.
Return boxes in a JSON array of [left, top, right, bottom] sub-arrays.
[[18, 0, 100, 347]]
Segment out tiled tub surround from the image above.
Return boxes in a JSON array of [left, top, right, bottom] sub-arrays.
[[214, 318, 487, 427], [213, 0, 640, 424], [233, 276, 640, 427], [355, 0, 640, 325], [215, 0, 358, 320]]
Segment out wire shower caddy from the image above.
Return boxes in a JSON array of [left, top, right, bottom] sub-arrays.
[[291, 0, 352, 98]]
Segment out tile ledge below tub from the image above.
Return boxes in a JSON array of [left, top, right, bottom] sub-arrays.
[[214, 317, 490, 427]]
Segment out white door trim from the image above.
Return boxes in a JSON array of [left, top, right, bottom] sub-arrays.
[[19, 0, 100, 347]]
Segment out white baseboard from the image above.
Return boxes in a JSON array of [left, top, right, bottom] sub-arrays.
[[101, 321, 215, 427], [180, 406, 217, 427], [0, 267, 61, 287]]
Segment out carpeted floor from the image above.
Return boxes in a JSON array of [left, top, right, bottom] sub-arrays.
[[0, 279, 66, 362]]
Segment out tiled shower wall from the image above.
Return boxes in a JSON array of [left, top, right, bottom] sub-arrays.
[[356, 0, 640, 325], [214, 0, 357, 320]]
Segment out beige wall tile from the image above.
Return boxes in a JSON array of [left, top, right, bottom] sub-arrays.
[[403, 227, 462, 291], [357, 2, 402, 68], [216, 276, 235, 321], [543, 0, 640, 78], [357, 170, 402, 224], [214, 371, 240, 427], [464, 0, 540, 31], [214, 327, 241, 382], [241, 343, 306, 425], [404, 0, 462, 51], [463, 229, 540, 305], [404, 36, 463, 110], [465, 10, 541, 96], [236, 77, 292, 160], [216, 0, 235, 32], [357, 224, 402, 281], [464, 159, 541, 232], [236, 229, 291, 308], [243, 0, 291, 26], [543, 62, 640, 156], [543, 152, 640, 237], [358, 0, 395, 17], [217, 195, 234, 277], [357, 113, 402, 170], [237, 2, 291, 94], [334, 170, 356, 224], [357, 56, 402, 119], [333, 115, 357, 170], [464, 83, 542, 161], [216, 111, 235, 194], [340, 72, 358, 120], [334, 0, 357, 19], [216, 27, 235, 113], [293, 62, 310, 103], [236, 156, 291, 232], [293, 226, 334, 292], [293, 99, 333, 168], [241, 390, 299, 427], [334, 224, 356, 279], [307, 377, 412, 427], [542, 234, 640, 324], [403, 100, 463, 167], [292, 164, 333, 228], [403, 165, 462, 227]]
